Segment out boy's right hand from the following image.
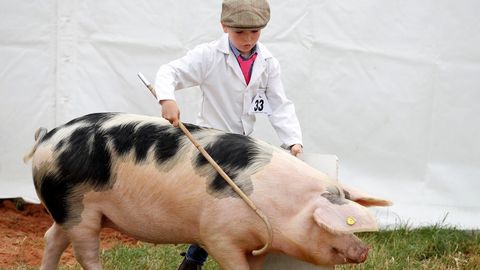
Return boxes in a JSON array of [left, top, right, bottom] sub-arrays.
[[160, 100, 180, 127]]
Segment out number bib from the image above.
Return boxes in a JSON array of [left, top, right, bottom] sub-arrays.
[[249, 92, 272, 115]]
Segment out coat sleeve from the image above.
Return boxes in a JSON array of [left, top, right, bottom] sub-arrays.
[[154, 44, 210, 101], [265, 57, 303, 148]]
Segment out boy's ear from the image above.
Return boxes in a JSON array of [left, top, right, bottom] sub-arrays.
[[221, 23, 228, 33], [342, 186, 393, 207]]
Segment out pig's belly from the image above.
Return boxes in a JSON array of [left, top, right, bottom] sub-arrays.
[[98, 201, 200, 244], [81, 186, 204, 244], [88, 168, 208, 243]]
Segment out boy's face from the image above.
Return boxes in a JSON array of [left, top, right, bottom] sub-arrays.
[[222, 24, 261, 55]]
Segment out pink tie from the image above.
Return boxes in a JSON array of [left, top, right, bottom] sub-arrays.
[[237, 54, 257, 85]]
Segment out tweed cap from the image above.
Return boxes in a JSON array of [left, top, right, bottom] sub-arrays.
[[221, 0, 270, 31]]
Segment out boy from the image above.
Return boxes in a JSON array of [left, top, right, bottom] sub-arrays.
[[154, 0, 303, 269]]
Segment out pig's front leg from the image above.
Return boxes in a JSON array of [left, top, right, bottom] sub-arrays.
[[208, 246, 252, 270], [247, 253, 267, 270]]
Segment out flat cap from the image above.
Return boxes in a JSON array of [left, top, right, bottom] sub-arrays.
[[221, 0, 270, 31]]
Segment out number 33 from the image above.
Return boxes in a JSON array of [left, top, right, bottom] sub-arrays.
[[254, 99, 264, 111]]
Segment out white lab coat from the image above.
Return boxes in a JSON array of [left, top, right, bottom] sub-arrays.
[[154, 34, 302, 147]]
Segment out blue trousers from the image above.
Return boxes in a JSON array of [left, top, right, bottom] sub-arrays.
[[185, 244, 208, 265]]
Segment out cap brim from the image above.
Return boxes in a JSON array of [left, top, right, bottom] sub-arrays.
[[226, 25, 266, 32]]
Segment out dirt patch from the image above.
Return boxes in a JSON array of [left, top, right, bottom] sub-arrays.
[[0, 199, 137, 268]]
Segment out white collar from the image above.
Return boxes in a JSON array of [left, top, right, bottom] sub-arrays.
[[216, 34, 273, 60]]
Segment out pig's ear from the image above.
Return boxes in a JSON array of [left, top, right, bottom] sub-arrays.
[[313, 199, 379, 234], [343, 186, 393, 207]]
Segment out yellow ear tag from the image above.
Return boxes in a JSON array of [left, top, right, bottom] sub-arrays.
[[346, 217, 356, 226]]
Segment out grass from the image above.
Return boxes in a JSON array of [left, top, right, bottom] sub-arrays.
[[338, 225, 480, 270], [6, 226, 480, 270], [96, 244, 220, 270]]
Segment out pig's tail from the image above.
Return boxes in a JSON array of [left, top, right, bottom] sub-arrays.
[[23, 127, 48, 163]]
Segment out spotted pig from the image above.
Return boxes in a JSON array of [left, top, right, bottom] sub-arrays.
[[24, 113, 391, 270]]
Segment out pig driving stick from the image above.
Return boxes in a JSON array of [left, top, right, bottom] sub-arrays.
[[137, 72, 272, 256]]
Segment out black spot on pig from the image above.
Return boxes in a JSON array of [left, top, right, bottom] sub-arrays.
[[40, 121, 113, 225], [136, 124, 181, 163], [106, 123, 137, 156], [195, 133, 271, 197], [196, 133, 257, 169], [58, 127, 112, 188], [40, 174, 71, 224], [210, 172, 241, 193], [105, 123, 195, 164]]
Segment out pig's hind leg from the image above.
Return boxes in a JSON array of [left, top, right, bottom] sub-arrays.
[[40, 223, 70, 270], [66, 210, 104, 270]]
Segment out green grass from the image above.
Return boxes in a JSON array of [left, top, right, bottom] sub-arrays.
[[94, 244, 220, 270], [6, 226, 479, 270], [338, 225, 480, 270]]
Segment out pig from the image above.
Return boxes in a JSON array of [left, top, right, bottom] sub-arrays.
[[24, 112, 391, 270]]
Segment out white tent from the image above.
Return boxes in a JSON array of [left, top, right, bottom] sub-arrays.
[[1, 0, 479, 229]]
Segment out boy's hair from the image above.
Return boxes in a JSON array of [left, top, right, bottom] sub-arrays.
[[221, 0, 270, 31]]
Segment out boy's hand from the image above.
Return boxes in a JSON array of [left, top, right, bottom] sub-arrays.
[[290, 144, 303, 157], [160, 100, 180, 127]]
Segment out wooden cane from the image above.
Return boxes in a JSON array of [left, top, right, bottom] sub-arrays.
[[137, 73, 272, 256]]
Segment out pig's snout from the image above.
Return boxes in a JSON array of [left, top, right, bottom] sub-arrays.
[[332, 244, 370, 264], [345, 245, 369, 263]]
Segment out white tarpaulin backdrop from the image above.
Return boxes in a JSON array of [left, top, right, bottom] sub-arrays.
[[1, 0, 479, 229]]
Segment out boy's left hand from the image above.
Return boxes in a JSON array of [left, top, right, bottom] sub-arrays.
[[290, 144, 303, 157]]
